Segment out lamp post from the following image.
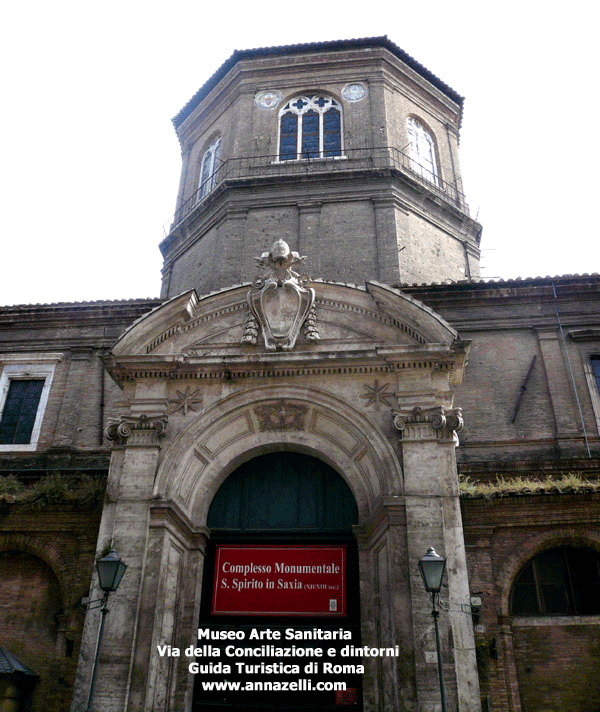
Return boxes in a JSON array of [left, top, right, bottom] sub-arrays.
[[418, 546, 447, 712], [85, 549, 128, 712]]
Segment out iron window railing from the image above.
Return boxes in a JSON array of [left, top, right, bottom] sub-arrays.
[[165, 146, 467, 234]]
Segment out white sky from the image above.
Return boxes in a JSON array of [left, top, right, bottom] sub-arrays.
[[1, 1, 598, 305]]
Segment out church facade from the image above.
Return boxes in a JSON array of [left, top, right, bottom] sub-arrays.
[[1, 38, 599, 712]]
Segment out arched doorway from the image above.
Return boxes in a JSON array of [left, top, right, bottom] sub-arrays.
[[192, 452, 362, 711]]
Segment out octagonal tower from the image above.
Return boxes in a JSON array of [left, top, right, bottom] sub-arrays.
[[160, 37, 481, 298]]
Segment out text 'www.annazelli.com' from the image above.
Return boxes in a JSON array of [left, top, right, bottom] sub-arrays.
[[199, 679, 346, 692]]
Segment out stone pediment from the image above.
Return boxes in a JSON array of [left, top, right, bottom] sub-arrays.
[[110, 280, 458, 362]]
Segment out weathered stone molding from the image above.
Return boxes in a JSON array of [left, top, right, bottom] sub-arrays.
[[104, 414, 168, 447], [153, 385, 403, 524], [392, 405, 463, 442], [149, 501, 210, 553]]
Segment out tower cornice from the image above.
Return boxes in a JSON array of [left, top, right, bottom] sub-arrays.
[[173, 37, 463, 130]]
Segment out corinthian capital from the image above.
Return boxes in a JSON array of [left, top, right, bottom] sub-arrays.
[[105, 414, 168, 447], [392, 406, 463, 442]]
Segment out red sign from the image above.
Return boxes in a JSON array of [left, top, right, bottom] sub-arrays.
[[212, 545, 346, 616]]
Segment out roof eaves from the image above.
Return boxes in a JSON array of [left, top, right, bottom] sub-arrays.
[[172, 36, 463, 129], [0, 647, 38, 676]]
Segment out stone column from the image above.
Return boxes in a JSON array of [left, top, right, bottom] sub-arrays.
[[70, 414, 167, 712], [393, 406, 481, 712]]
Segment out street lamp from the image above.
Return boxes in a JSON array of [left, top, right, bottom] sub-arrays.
[[86, 549, 128, 712], [418, 546, 447, 712]]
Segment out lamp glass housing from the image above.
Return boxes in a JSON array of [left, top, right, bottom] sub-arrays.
[[418, 546, 447, 593], [96, 549, 128, 592]]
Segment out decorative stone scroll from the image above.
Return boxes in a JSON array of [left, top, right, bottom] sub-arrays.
[[105, 414, 168, 447], [392, 406, 463, 442], [241, 239, 319, 350]]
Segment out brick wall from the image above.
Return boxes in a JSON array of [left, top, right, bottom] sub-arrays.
[[512, 621, 600, 712], [463, 493, 600, 712], [0, 503, 103, 712]]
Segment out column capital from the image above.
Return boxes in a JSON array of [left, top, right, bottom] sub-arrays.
[[392, 405, 463, 442], [105, 414, 168, 447]]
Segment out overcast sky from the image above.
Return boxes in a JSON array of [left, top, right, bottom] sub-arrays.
[[1, 1, 598, 305]]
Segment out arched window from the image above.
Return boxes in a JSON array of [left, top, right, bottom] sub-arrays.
[[511, 547, 600, 616], [198, 136, 221, 199], [278, 95, 342, 161], [407, 116, 439, 186]]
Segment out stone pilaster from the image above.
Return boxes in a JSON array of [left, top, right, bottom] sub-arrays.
[[497, 617, 523, 712], [218, 206, 247, 287], [297, 201, 321, 270], [54, 349, 93, 447], [129, 505, 209, 712], [393, 405, 481, 712], [372, 196, 403, 285], [71, 413, 167, 712], [537, 329, 583, 454], [356, 499, 419, 712]]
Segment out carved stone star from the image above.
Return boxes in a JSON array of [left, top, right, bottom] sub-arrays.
[[360, 380, 394, 407], [170, 387, 203, 415]]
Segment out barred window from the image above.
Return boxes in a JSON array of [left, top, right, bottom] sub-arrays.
[[407, 116, 439, 186], [278, 95, 342, 161], [511, 547, 600, 616]]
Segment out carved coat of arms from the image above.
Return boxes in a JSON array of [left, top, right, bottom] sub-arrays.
[[242, 239, 319, 350]]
